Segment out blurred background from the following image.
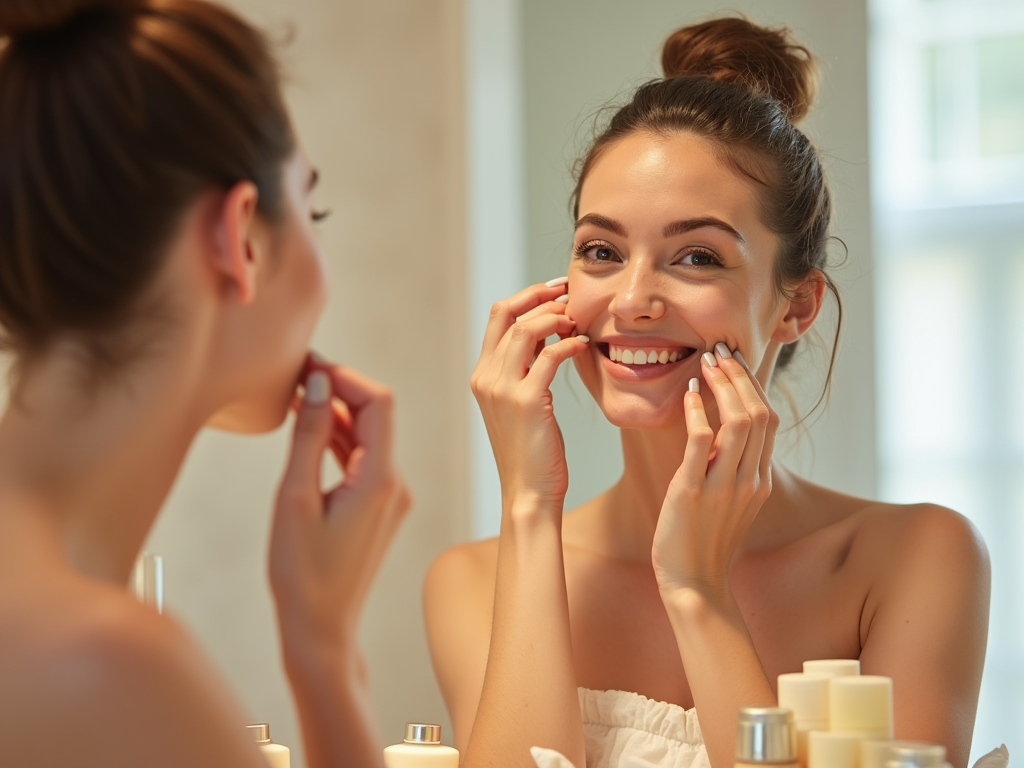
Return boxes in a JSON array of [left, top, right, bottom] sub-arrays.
[[130, 0, 1022, 765]]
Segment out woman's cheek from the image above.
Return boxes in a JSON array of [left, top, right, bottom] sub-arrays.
[[564, 275, 603, 333]]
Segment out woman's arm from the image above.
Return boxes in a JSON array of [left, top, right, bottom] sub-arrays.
[[654, 348, 780, 768], [858, 505, 990, 768], [428, 281, 589, 768], [270, 361, 411, 768]]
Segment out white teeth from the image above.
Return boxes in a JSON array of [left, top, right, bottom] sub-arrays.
[[607, 345, 689, 366]]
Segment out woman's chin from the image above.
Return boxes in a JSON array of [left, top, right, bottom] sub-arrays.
[[595, 397, 687, 431]]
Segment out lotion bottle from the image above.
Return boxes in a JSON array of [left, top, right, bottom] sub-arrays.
[[735, 708, 798, 768], [829, 675, 894, 741], [246, 723, 290, 768], [777, 672, 830, 767], [383, 723, 459, 768]]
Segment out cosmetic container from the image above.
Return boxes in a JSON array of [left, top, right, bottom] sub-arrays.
[[802, 659, 860, 679], [777, 673, 830, 767], [828, 675, 894, 741], [734, 708, 798, 768], [131, 552, 163, 614], [807, 731, 860, 768], [246, 723, 289, 768], [383, 723, 459, 768], [885, 742, 947, 768]]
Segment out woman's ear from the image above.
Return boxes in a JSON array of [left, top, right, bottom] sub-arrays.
[[771, 270, 827, 344], [211, 181, 261, 305]]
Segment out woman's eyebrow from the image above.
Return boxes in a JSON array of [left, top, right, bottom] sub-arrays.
[[575, 213, 627, 236], [663, 217, 744, 243]]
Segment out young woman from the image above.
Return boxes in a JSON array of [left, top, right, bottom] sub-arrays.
[[425, 18, 990, 768], [0, 1, 409, 766]]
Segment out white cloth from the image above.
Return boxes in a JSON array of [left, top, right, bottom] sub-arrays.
[[531, 688, 709, 768]]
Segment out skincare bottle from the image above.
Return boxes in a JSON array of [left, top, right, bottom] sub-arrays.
[[802, 659, 860, 678], [383, 723, 459, 768], [829, 675, 894, 741], [777, 673, 830, 767], [246, 723, 290, 768], [735, 708, 798, 768], [885, 743, 948, 768], [131, 552, 163, 614], [807, 731, 860, 768]]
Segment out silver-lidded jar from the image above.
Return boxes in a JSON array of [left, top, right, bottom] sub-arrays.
[[404, 724, 442, 745], [736, 707, 798, 766], [885, 743, 947, 768]]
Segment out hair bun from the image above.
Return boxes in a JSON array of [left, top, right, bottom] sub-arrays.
[[661, 17, 819, 123], [0, 0, 142, 39]]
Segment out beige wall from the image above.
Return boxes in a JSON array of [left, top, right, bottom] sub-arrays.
[[145, 1, 468, 765]]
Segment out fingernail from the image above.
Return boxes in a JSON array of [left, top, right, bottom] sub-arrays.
[[734, 350, 749, 369], [702, 352, 718, 368], [576, 335, 590, 343], [554, 294, 570, 304], [714, 342, 732, 359], [305, 371, 330, 405], [545, 276, 569, 287], [688, 377, 700, 393]]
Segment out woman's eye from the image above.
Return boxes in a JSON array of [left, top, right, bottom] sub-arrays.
[[679, 249, 719, 267], [575, 241, 620, 263], [311, 209, 331, 223]]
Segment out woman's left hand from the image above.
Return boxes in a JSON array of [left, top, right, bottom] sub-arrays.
[[652, 344, 780, 597]]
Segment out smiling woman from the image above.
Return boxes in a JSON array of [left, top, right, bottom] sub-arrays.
[[424, 16, 990, 768]]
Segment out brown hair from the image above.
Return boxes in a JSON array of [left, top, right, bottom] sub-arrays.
[[572, 17, 841, 413], [0, 0, 294, 373]]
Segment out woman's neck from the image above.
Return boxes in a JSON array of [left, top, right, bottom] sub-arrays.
[[0, 341, 213, 585], [601, 421, 801, 562]]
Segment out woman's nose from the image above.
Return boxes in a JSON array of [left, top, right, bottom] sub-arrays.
[[607, 261, 665, 322]]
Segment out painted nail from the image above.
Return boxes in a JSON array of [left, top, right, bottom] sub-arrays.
[[545, 276, 569, 287], [305, 371, 330, 405], [575, 335, 590, 343], [554, 294, 570, 304], [702, 352, 718, 368], [688, 377, 700, 394], [734, 350, 749, 370], [714, 342, 732, 359]]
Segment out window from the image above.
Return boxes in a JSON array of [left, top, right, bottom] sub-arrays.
[[871, 0, 1024, 756]]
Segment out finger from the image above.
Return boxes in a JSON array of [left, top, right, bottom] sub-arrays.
[[515, 300, 568, 324], [713, 344, 770, 482], [279, 370, 332, 508], [480, 283, 569, 359], [734, 350, 779, 480], [497, 314, 577, 384], [522, 335, 590, 392], [323, 366, 395, 483], [700, 351, 750, 475], [676, 377, 714, 489]]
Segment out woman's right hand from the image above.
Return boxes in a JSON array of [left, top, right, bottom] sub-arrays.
[[470, 280, 589, 512]]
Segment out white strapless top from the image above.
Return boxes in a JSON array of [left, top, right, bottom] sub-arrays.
[[531, 688, 709, 768]]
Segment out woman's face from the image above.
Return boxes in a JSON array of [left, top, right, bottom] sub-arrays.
[[568, 131, 788, 430], [208, 150, 330, 433]]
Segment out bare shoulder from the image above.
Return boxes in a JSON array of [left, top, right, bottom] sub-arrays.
[[0, 581, 257, 768], [424, 536, 499, 611], [852, 499, 989, 573]]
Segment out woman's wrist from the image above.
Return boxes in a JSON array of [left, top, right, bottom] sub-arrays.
[[501, 493, 564, 530], [660, 578, 737, 627]]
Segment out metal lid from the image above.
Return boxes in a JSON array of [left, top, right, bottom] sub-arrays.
[[404, 723, 442, 745], [246, 723, 272, 744], [736, 707, 797, 763], [886, 743, 947, 768]]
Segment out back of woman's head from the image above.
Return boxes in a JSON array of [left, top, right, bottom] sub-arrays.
[[572, 16, 840, 399], [0, 0, 294, 372]]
